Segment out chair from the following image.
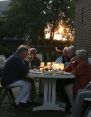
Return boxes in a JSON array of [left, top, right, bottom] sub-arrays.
[[88, 58, 91, 64], [0, 84, 15, 106], [83, 98, 91, 117], [0, 55, 6, 67]]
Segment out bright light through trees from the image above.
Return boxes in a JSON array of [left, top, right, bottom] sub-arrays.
[[44, 20, 75, 43]]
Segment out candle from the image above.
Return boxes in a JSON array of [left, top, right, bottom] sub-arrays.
[[59, 63, 64, 70], [47, 62, 51, 66], [40, 62, 44, 68], [52, 63, 59, 70]]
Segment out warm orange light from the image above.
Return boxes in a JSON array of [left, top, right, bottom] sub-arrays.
[[58, 27, 64, 34], [40, 62, 45, 68], [59, 63, 64, 70], [52, 63, 59, 70], [44, 21, 74, 42], [45, 33, 50, 39], [47, 62, 51, 66], [54, 32, 62, 41]]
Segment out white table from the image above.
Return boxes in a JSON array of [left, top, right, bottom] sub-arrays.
[[27, 71, 75, 111]]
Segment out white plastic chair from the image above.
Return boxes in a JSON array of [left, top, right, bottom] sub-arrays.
[[0, 55, 6, 68], [83, 98, 91, 117], [88, 58, 91, 64]]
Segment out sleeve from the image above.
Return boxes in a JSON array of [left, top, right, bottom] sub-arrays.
[[55, 57, 62, 64], [64, 61, 74, 72], [72, 62, 86, 76], [64, 59, 78, 72], [12, 57, 29, 75]]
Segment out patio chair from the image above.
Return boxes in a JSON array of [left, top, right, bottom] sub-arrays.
[[0, 55, 6, 67], [0, 84, 15, 106], [88, 58, 91, 64], [82, 97, 91, 117]]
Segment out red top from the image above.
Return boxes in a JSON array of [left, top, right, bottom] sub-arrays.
[[65, 59, 91, 94], [72, 60, 91, 91]]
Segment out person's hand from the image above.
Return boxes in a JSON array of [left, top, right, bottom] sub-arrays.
[[85, 82, 91, 89], [78, 89, 88, 94]]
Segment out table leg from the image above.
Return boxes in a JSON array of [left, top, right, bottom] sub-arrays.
[[33, 79, 65, 111]]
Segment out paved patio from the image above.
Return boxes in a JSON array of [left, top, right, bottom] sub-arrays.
[[0, 83, 71, 117], [0, 102, 68, 117]]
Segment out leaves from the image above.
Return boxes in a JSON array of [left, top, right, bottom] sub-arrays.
[[0, 0, 75, 43]]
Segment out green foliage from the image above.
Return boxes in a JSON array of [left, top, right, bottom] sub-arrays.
[[0, 44, 10, 55], [0, 0, 75, 43]]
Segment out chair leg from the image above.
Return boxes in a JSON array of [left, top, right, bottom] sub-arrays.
[[8, 89, 15, 105], [0, 88, 7, 105], [83, 103, 91, 117], [0, 88, 15, 106]]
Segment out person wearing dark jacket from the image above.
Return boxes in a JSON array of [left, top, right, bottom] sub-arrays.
[[1, 45, 31, 109]]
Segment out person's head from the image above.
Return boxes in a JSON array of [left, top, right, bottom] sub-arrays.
[[63, 47, 68, 57], [67, 45, 76, 59], [75, 49, 88, 62], [30, 48, 37, 59], [16, 45, 28, 60]]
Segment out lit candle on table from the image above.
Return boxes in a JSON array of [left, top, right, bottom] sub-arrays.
[[59, 63, 64, 74], [59, 63, 64, 70]]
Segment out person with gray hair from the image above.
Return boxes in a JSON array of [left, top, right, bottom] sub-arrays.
[[73, 49, 91, 93], [27, 48, 41, 99], [55, 45, 76, 111], [64, 49, 91, 113], [1, 45, 31, 110], [28, 48, 41, 69], [55, 46, 70, 66], [55, 45, 76, 65], [71, 50, 91, 117], [75, 49, 88, 60], [65, 49, 91, 97], [67, 45, 76, 59]]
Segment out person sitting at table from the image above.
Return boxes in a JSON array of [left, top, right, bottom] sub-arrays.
[[65, 49, 91, 100], [56, 45, 76, 110], [1, 45, 31, 110], [55, 46, 70, 67], [28, 48, 41, 69], [55, 45, 76, 65], [71, 82, 91, 117], [27, 48, 41, 100]]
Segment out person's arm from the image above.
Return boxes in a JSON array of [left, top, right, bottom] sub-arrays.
[[85, 82, 91, 89], [64, 57, 78, 72], [55, 57, 62, 64], [12, 57, 29, 75], [72, 61, 86, 76]]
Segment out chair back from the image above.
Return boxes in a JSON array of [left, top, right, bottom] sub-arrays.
[[0, 55, 6, 67], [36, 54, 42, 62], [0, 55, 6, 77], [88, 58, 91, 64]]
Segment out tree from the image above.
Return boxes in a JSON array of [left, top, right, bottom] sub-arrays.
[[0, 0, 75, 44]]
